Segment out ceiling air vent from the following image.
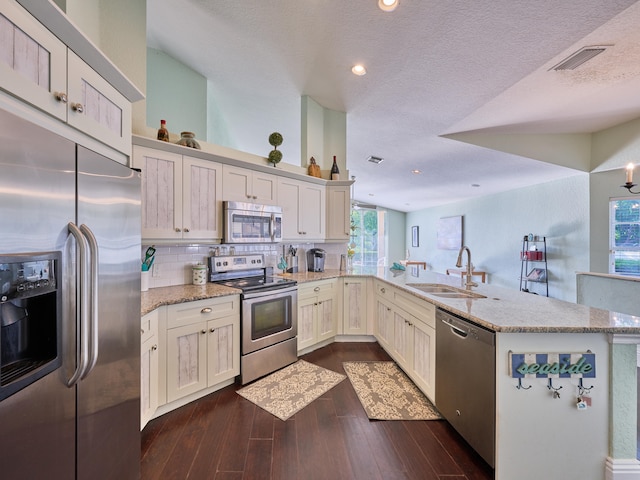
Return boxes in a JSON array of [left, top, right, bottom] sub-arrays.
[[550, 46, 608, 71], [367, 156, 384, 164]]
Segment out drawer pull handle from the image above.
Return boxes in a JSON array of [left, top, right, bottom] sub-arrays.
[[201, 307, 212, 314], [151, 344, 158, 351]]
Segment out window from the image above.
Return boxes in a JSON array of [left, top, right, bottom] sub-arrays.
[[609, 198, 640, 276], [350, 208, 386, 266]]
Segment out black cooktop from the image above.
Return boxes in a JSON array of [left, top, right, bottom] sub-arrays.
[[216, 274, 296, 293]]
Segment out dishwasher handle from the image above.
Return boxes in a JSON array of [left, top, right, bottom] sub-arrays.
[[440, 317, 469, 338]]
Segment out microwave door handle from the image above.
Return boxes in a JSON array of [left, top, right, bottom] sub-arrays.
[[270, 213, 275, 241], [66, 222, 89, 388], [80, 224, 99, 379]]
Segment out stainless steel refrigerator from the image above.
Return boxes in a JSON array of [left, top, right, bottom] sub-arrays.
[[0, 108, 141, 479]]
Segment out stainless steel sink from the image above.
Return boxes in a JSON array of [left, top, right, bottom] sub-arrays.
[[406, 283, 486, 299]]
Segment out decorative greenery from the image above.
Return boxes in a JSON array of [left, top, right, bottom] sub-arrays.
[[267, 132, 283, 167]]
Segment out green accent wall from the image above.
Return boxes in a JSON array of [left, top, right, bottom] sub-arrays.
[[146, 48, 207, 141]]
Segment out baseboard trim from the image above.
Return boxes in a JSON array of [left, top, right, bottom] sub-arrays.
[[605, 457, 640, 480]]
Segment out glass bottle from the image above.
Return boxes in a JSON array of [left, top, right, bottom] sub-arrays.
[[157, 119, 169, 142], [331, 155, 340, 180]]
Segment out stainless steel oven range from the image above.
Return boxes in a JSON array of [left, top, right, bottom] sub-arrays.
[[208, 254, 297, 384]]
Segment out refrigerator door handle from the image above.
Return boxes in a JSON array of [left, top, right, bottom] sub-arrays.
[[67, 222, 90, 387], [80, 224, 99, 379]]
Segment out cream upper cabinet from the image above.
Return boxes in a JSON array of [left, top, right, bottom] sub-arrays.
[[278, 177, 326, 241], [0, 2, 132, 155], [0, 2, 67, 120], [326, 185, 351, 241], [133, 146, 223, 242], [66, 51, 131, 155], [222, 164, 277, 205]]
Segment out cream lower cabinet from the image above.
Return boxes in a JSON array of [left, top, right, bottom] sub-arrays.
[[133, 146, 223, 242], [373, 282, 436, 401], [298, 279, 338, 352], [141, 310, 160, 429], [342, 277, 368, 335], [166, 296, 239, 404]]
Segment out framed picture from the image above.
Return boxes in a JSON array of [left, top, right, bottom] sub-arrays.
[[437, 215, 462, 250], [411, 226, 419, 247]]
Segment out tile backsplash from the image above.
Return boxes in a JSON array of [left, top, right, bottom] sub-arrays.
[[142, 242, 349, 288]]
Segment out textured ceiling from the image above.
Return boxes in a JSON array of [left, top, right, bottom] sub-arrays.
[[148, 0, 640, 212]]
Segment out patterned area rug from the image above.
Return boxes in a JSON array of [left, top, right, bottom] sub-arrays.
[[343, 361, 441, 420], [236, 360, 345, 421]]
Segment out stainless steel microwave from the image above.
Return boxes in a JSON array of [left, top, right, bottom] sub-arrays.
[[223, 201, 283, 243]]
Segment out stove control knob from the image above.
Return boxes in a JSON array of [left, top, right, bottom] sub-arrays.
[[223, 261, 228, 266], [257, 259, 262, 263]]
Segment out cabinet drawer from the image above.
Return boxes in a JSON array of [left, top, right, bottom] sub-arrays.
[[393, 289, 436, 328], [373, 280, 393, 301], [298, 279, 337, 299], [141, 309, 159, 343], [167, 295, 239, 328]]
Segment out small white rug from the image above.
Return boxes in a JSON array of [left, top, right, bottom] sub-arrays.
[[343, 361, 441, 420], [236, 360, 345, 421]]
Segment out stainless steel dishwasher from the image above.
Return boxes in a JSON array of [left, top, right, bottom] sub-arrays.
[[436, 308, 495, 468]]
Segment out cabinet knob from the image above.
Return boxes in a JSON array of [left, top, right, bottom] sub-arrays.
[[54, 91, 68, 103], [314, 302, 318, 306], [71, 102, 84, 113], [318, 300, 323, 305], [314, 287, 320, 292], [141, 328, 145, 334], [201, 329, 207, 334], [175, 227, 182, 232], [386, 307, 391, 312], [201, 307, 212, 314], [183, 227, 190, 233], [151, 344, 158, 351], [210, 328, 216, 333], [381, 288, 386, 293]]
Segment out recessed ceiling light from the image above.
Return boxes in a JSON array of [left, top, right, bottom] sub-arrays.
[[352, 64, 367, 76], [367, 155, 383, 164], [411, 169, 422, 174], [378, 0, 399, 12]]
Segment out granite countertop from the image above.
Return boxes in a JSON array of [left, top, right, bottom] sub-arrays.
[[141, 283, 241, 316], [141, 267, 640, 334]]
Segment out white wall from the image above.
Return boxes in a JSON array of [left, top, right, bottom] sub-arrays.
[[406, 174, 590, 301]]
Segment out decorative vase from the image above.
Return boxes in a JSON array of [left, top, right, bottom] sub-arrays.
[[347, 256, 354, 271], [176, 131, 201, 149]]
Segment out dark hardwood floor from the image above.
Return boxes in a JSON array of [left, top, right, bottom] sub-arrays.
[[141, 342, 494, 479]]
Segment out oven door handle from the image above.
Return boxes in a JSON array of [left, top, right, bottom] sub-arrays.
[[242, 285, 297, 300]]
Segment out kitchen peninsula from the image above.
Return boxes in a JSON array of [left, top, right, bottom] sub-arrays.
[[142, 267, 640, 480]]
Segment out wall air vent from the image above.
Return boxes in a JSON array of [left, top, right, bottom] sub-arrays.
[[550, 46, 608, 71], [367, 156, 384, 164]]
